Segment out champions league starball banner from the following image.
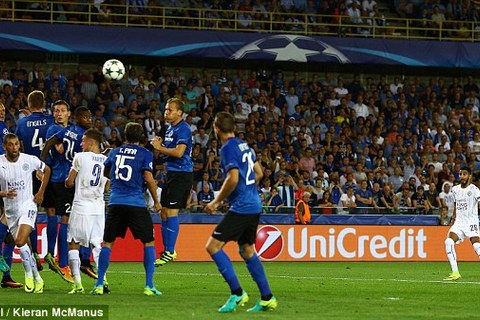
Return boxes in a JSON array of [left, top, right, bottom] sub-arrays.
[[0, 22, 478, 68]]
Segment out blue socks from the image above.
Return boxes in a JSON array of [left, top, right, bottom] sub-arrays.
[[246, 254, 272, 298], [0, 223, 7, 244], [58, 223, 68, 268], [96, 247, 111, 287], [161, 220, 167, 252], [29, 228, 38, 253], [80, 246, 92, 263], [2, 244, 14, 278], [144, 246, 155, 288], [165, 216, 179, 253], [47, 215, 58, 255], [212, 250, 241, 294]]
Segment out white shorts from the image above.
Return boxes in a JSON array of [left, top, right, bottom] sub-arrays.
[[448, 223, 480, 243], [67, 213, 105, 248], [7, 209, 37, 240]]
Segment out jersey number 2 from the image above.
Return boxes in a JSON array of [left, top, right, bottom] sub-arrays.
[[242, 151, 255, 186]]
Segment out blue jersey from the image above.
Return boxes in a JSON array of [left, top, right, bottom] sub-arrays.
[[54, 124, 85, 168], [104, 144, 154, 208], [164, 120, 193, 172], [46, 124, 71, 182], [221, 137, 262, 214], [0, 121, 9, 155], [16, 112, 54, 157]]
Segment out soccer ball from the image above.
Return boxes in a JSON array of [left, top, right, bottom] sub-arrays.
[[102, 59, 125, 80]]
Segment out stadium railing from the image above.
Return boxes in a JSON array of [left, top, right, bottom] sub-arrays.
[[1, 1, 479, 42], [178, 205, 440, 216]]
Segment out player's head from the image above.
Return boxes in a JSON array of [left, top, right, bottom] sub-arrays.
[[75, 106, 92, 129], [124, 122, 144, 144], [27, 90, 45, 112], [3, 133, 20, 161], [81, 128, 103, 152], [213, 111, 235, 135], [164, 98, 184, 124], [52, 100, 71, 126], [459, 165, 472, 186], [0, 102, 5, 122]]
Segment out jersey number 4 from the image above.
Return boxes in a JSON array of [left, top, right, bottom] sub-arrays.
[[32, 129, 44, 151]]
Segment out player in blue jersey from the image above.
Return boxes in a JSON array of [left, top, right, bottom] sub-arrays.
[[16, 90, 54, 272], [151, 97, 193, 266], [42, 100, 73, 282], [205, 112, 277, 313], [0, 102, 23, 289], [91, 122, 161, 296], [41, 105, 95, 280]]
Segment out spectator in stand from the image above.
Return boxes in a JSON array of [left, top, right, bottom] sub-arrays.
[[426, 182, 441, 210], [103, 120, 121, 141], [397, 185, 413, 212], [381, 184, 398, 212], [198, 183, 215, 211], [196, 171, 213, 193], [412, 185, 432, 215], [298, 147, 315, 178], [107, 129, 123, 148], [338, 186, 357, 214], [194, 127, 209, 150], [274, 174, 297, 207], [371, 182, 383, 210], [266, 188, 285, 213], [144, 109, 161, 142], [318, 190, 336, 210], [439, 182, 455, 225], [355, 180, 373, 214]]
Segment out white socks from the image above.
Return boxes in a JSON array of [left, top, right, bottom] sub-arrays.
[[68, 249, 81, 285], [445, 238, 458, 273], [19, 244, 41, 281]]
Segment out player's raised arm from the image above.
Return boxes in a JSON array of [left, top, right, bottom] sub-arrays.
[[40, 135, 61, 162], [205, 168, 238, 214], [152, 136, 187, 158], [254, 161, 263, 183]]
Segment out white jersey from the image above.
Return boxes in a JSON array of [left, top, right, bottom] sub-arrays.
[[451, 184, 480, 225], [70, 152, 107, 215], [0, 153, 45, 217]]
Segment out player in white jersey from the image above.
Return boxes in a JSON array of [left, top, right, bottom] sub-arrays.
[[444, 166, 480, 280], [0, 133, 50, 293], [65, 129, 108, 294], [439, 182, 455, 226]]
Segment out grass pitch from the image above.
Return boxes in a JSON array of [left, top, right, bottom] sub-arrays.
[[2, 261, 479, 319]]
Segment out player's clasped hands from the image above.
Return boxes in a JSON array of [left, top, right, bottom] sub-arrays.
[[5, 189, 16, 199], [151, 136, 163, 150], [153, 201, 162, 213]]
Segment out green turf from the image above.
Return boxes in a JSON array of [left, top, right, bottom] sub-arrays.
[[2, 261, 479, 319]]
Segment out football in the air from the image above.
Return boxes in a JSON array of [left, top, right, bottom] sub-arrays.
[[102, 59, 125, 80]]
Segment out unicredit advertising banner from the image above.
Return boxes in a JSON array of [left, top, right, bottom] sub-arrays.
[[22, 224, 477, 262]]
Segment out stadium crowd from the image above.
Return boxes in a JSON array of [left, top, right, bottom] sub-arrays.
[[0, 59, 477, 220], [4, 0, 480, 39]]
